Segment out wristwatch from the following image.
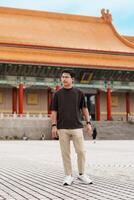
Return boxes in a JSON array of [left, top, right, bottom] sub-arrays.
[[52, 124, 57, 127], [86, 121, 92, 125]]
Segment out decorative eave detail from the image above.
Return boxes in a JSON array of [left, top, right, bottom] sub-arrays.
[[100, 8, 134, 49], [101, 8, 112, 23]]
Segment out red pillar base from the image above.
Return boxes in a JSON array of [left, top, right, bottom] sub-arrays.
[[18, 83, 23, 115], [107, 88, 112, 120]]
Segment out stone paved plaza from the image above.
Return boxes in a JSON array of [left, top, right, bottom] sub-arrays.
[[0, 140, 134, 200]]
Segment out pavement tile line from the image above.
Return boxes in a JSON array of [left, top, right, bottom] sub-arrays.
[[0, 141, 134, 200], [0, 169, 60, 199], [0, 177, 42, 200], [2, 161, 134, 183], [93, 176, 134, 191], [0, 169, 121, 200], [0, 174, 63, 200], [0, 167, 134, 200], [0, 169, 95, 200], [17, 165, 134, 189], [0, 169, 88, 200], [0, 182, 29, 200], [1, 169, 97, 200], [88, 164, 134, 168], [1, 164, 134, 187], [21, 167, 134, 191], [0, 189, 15, 200]]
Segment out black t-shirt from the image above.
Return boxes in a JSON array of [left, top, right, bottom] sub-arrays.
[[51, 87, 87, 129]]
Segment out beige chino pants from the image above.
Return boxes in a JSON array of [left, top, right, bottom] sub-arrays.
[[58, 129, 86, 176]]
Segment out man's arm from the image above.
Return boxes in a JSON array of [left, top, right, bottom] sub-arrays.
[[51, 111, 58, 139], [82, 107, 92, 135], [82, 107, 91, 123], [51, 110, 57, 125]]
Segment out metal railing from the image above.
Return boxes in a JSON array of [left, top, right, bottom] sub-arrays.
[[128, 115, 134, 123], [0, 113, 49, 119]]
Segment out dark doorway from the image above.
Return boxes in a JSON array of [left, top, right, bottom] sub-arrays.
[[85, 94, 96, 120]]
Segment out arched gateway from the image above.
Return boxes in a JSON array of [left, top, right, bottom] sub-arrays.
[[0, 6, 134, 121]]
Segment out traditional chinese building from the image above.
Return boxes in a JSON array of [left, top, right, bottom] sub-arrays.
[[0, 6, 134, 121]]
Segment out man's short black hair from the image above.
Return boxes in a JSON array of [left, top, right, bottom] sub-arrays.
[[61, 69, 75, 78]]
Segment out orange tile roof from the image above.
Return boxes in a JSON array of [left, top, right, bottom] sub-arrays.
[[0, 6, 134, 53], [0, 6, 134, 70], [0, 46, 134, 70]]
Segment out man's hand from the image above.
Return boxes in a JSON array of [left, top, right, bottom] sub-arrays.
[[86, 124, 92, 136], [51, 126, 59, 139]]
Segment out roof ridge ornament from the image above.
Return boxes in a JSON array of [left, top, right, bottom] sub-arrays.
[[101, 8, 112, 23]]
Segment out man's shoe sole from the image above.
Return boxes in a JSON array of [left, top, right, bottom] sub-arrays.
[[63, 182, 73, 186], [78, 178, 93, 184], [63, 178, 74, 186]]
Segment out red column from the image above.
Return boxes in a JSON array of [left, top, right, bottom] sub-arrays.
[[95, 90, 100, 121], [126, 92, 130, 120], [55, 85, 61, 91], [12, 87, 17, 114], [18, 83, 23, 115], [107, 87, 112, 120], [47, 88, 52, 116]]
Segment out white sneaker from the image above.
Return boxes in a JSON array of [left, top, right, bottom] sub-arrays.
[[63, 175, 74, 186], [78, 174, 93, 184]]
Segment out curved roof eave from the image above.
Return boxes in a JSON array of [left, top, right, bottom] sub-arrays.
[[109, 23, 134, 49], [123, 36, 134, 44]]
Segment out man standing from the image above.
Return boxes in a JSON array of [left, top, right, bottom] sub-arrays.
[[51, 69, 93, 186]]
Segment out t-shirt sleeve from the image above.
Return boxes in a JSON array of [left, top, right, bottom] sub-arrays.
[[51, 92, 58, 111], [80, 92, 87, 109]]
